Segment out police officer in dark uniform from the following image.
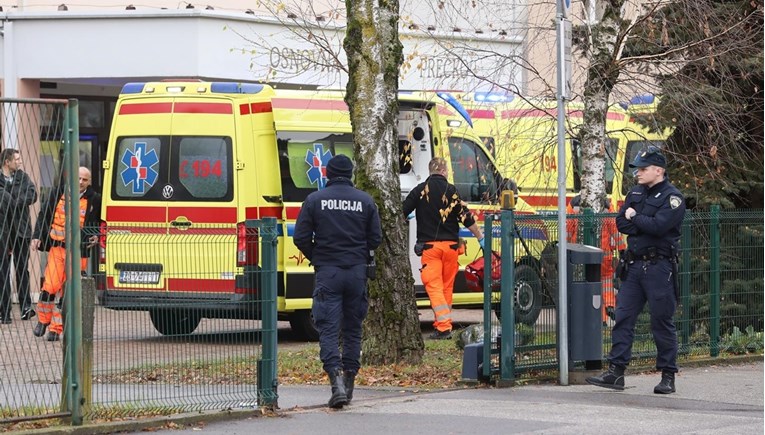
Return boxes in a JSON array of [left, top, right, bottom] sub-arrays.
[[587, 147, 686, 394], [294, 154, 382, 409]]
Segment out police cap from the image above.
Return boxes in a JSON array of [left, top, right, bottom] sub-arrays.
[[629, 146, 667, 169]]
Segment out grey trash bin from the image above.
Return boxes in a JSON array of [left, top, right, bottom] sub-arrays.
[[567, 243, 604, 369]]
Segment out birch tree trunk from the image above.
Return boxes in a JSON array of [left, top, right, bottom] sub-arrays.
[[344, 0, 424, 365], [579, 0, 627, 212]]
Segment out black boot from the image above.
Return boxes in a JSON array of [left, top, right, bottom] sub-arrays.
[[327, 368, 348, 409], [344, 370, 356, 403], [586, 363, 625, 390], [33, 322, 49, 337], [654, 371, 676, 394]]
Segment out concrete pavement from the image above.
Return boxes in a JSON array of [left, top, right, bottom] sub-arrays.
[[46, 359, 759, 435]]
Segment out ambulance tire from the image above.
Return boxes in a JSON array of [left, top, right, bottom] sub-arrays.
[[494, 263, 543, 326], [149, 309, 201, 336], [289, 310, 320, 342]]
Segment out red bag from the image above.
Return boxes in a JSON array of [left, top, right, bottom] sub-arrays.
[[465, 251, 502, 292]]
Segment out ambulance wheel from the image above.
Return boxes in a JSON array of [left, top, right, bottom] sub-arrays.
[[289, 310, 319, 342], [149, 309, 201, 336], [513, 264, 543, 325], [494, 264, 543, 326]]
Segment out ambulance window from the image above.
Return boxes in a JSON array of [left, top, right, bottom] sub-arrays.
[[448, 137, 499, 203], [175, 137, 232, 199], [113, 137, 165, 199], [277, 131, 355, 202]]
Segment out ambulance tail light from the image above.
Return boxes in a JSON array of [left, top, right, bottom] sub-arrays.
[[237, 222, 259, 266], [98, 221, 107, 264]]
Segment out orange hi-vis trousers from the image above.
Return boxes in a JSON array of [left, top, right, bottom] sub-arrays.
[[420, 241, 460, 333], [36, 246, 88, 334]]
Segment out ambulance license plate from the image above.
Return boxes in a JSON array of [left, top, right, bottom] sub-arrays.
[[119, 270, 161, 284]]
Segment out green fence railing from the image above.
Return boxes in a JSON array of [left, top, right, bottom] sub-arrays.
[[484, 208, 764, 384]]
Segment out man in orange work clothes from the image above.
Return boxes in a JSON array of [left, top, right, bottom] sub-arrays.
[[566, 195, 626, 324], [31, 167, 101, 342], [403, 158, 484, 339]]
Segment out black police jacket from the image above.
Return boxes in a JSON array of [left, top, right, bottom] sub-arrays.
[[402, 174, 476, 243], [616, 178, 686, 257], [294, 177, 382, 267], [0, 169, 37, 240]]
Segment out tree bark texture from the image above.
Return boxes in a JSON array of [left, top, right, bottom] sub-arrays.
[[580, 0, 627, 212], [343, 0, 424, 365]]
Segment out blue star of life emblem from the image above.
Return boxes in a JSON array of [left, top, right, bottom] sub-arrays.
[[305, 143, 332, 190], [120, 142, 159, 194]]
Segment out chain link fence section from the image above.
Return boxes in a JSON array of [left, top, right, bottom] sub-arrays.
[[1, 98, 73, 424]]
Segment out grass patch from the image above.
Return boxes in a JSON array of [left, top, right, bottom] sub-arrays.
[[280, 339, 464, 389], [94, 339, 465, 389]]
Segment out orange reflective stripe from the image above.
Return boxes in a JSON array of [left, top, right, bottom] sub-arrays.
[[49, 195, 88, 241]]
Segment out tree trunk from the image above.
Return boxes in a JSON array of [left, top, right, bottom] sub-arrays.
[[344, 0, 424, 365], [580, 0, 626, 212]]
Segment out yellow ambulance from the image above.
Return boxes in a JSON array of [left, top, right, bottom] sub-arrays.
[[98, 82, 549, 339], [458, 92, 632, 211]]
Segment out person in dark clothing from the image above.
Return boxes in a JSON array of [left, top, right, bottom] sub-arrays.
[[31, 167, 101, 342], [402, 157, 484, 340], [587, 147, 686, 394], [293, 154, 382, 409], [0, 148, 38, 323]]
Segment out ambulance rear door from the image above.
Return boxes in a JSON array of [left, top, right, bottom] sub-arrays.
[[398, 105, 434, 290], [105, 92, 238, 306]]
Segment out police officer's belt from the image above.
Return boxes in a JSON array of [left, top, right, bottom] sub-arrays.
[[625, 250, 672, 262]]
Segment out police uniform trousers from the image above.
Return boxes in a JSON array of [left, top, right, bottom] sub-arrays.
[[312, 264, 368, 375], [609, 259, 678, 373]]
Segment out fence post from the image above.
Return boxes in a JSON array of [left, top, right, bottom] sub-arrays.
[[581, 208, 595, 247], [680, 216, 692, 351], [257, 217, 278, 407], [499, 209, 515, 383], [62, 99, 84, 425], [710, 205, 721, 357], [481, 214, 494, 380]]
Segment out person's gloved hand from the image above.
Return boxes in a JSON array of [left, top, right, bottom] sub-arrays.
[[477, 237, 485, 249], [407, 213, 415, 221]]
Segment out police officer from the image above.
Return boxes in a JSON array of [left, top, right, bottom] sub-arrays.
[[587, 147, 686, 394], [294, 154, 381, 409]]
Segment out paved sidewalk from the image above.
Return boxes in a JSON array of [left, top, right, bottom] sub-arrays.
[[121, 360, 763, 435]]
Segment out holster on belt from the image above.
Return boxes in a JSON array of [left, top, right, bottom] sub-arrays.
[[616, 249, 629, 281]]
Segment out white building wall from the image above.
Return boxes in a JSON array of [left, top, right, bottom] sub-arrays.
[[0, 7, 524, 97]]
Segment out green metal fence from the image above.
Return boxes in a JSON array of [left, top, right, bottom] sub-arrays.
[[483, 207, 764, 383], [0, 99, 278, 427]]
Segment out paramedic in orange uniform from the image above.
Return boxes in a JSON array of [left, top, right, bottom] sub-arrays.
[[31, 167, 101, 342], [403, 157, 484, 339], [566, 195, 626, 323]]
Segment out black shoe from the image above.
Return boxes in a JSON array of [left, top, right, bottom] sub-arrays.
[[328, 368, 348, 409], [428, 329, 452, 340], [654, 371, 676, 394], [33, 322, 49, 337], [586, 363, 625, 390], [46, 331, 60, 342], [21, 309, 35, 320]]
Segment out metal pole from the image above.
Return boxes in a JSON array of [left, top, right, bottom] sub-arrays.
[[500, 209, 515, 382], [555, 4, 570, 386], [481, 215, 493, 380], [67, 99, 83, 425], [710, 205, 721, 357], [258, 217, 279, 407]]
